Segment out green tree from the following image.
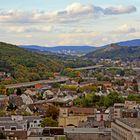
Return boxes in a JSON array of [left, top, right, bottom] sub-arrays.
[[127, 94, 137, 101], [7, 103, 17, 111], [0, 85, 6, 94], [0, 111, 6, 117], [0, 132, 6, 139], [41, 117, 58, 127], [104, 92, 124, 107]]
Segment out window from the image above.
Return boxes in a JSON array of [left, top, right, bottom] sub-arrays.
[[11, 126, 16, 131], [34, 120, 37, 123], [0, 127, 5, 131]]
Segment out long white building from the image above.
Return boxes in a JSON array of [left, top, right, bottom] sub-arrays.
[[111, 118, 140, 140]]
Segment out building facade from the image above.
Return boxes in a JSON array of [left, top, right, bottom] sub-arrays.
[[111, 118, 140, 140]]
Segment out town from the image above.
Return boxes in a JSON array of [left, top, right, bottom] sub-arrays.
[[0, 59, 140, 140], [0, 0, 140, 140]]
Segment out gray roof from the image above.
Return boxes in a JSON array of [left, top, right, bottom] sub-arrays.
[[118, 118, 140, 128], [0, 116, 42, 122], [0, 117, 11, 121], [0, 121, 23, 129], [23, 116, 42, 122], [64, 128, 111, 134]]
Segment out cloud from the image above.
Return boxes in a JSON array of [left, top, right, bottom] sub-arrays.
[[0, 3, 137, 24], [6, 25, 53, 33], [111, 24, 137, 34], [57, 31, 97, 46], [104, 5, 136, 15]]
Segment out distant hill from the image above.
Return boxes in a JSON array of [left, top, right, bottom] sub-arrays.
[[85, 43, 140, 60], [101, 39, 140, 48], [118, 39, 140, 47], [0, 42, 63, 84], [19, 45, 97, 55]]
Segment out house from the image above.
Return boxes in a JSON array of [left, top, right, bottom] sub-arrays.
[[35, 83, 50, 89], [4, 131, 27, 140], [103, 82, 112, 91], [21, 94, 34, 105], [0, 120, 27, 140], [27, 102, 49, 116], [47, 96, 73, 107], [9, 94, 24, 107], [43, 90, 54, 99], [0, 72, 6, 77], [124, 100, 138, 109], [113, 103, 124, 119], [121, 108, 138, 118], [96, 109, 111, 122], [24, 89, 37, 96], [0, 115, 42, 130]]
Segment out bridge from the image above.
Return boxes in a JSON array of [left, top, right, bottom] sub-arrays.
[[74, 65, 104, 70], [5, 77, 69, 89], [74, 65, 140, 71]]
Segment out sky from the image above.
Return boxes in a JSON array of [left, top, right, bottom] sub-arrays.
[[0, 0, 140, 47]]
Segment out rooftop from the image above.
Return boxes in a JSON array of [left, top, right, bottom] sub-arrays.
[[118, 118, 140, 129]]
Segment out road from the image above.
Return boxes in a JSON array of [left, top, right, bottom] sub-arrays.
[[5, 65, 140, 89], [5, 77, 69, 89], [74, 65, 104, 70], [74, 65, 140, 71]]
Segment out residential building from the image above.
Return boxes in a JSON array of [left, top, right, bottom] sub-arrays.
[[0, 115, 42, 130], [113, 103, 124, 119]]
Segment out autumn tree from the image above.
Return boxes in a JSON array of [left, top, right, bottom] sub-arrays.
[[46, 105, 59, 120]]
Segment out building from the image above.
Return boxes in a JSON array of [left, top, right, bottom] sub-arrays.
[[28, 127, 66, 140], [65, 128, 111, 140], [113, 103, 124, 119], [95, 108, 113, 128], [111, 118, 140, 140], [124, 101, 137, 109], [59, 107, 96, 117], [0, 121, 27, 140], [121, 108, 138, 118], [59, 107, 96, 127], [58, 115, 87, 127], [0, 115, 42, 130]]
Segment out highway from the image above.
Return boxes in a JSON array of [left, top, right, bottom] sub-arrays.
[[74, 65, 140, 71], [5, 65, 140, 89], [74, 65, 104, 70], [5, 77, 69, 89]]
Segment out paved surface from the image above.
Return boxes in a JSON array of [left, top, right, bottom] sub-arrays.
[[64, 128, 111, 134], [74, 65, 104, 70], [5, 77, 69, 89], [74, 65, 140, 71], [5, 65, 140, 89]]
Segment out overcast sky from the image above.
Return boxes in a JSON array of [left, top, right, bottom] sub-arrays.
[[0, 0, 139, 47]]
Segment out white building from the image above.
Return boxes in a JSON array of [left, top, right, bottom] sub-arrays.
[[111, 118, 140, 140]]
